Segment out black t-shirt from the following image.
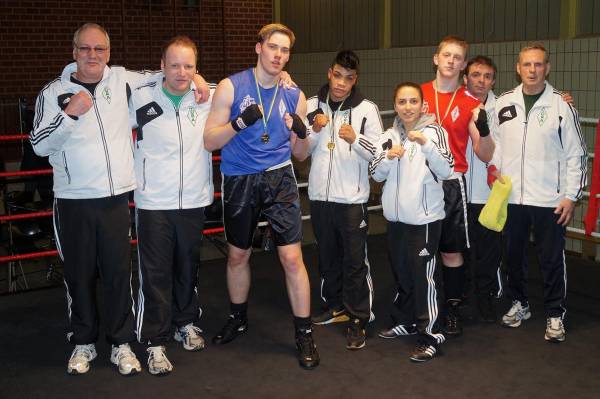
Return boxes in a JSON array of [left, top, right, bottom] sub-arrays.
[[70, 76, 99, 94]]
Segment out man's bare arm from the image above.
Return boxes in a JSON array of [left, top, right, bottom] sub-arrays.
[[290, 91, 309, 161], [204, 79, 237, 152]]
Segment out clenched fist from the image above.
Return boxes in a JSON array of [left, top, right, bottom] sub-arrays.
[[312, 114, 329, 133], [386, 144, 405, 160], [338, 123, 356, 144], [407, 130, 427, 145], [65, 91, 93, 117]]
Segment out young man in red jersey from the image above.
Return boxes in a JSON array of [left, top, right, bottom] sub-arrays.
[[419, 36, 495, 337]]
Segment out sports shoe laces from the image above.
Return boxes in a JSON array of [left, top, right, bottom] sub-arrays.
[[147, 346, 167, 362], [70, 344, 94, 361], [297, 334, 316, 356], [548, 317, 563, 330], [508, 301, 523, 316], [180, 324, 203, 338], [115, 344, 135, 362]]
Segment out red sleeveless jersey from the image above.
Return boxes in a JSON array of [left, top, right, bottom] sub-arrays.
[[421, 81, 480, 174]]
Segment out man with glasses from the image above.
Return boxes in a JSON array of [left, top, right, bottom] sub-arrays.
[[30, 23, 208, 376]]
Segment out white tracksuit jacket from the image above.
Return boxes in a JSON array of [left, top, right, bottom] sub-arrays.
[[466, 91, 496, 204], [306, 85, 383, 204], [130, 76, 214, 210], [370, 114, 454, 225], [30, 62, 153, 199], [491, 82, 587, 207]]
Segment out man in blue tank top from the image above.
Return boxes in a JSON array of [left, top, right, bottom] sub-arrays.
[[204, 23, 318, 370]]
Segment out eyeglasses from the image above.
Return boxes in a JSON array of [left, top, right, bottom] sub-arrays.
[[76, 46, 109, 55]]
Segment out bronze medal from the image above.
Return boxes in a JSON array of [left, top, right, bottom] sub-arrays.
[[261, 132, 270, 144]]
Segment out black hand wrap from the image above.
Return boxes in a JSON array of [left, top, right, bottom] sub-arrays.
[[307, 108, 325, 125], [475, 109, 490, 137], [232, 103, 262, 132], [289, 113, 308, 139]]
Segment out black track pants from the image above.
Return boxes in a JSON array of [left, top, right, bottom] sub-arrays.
[[310, 201, 373, 322], [387, 220, 445, 345], [135, 207, 205, 345], [54, 193, 135, 345]]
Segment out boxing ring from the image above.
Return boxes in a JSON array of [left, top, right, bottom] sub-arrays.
[[2, 114, 600, 291]]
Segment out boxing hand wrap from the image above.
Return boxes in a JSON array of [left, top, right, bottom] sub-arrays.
[[289, 113, 308, 139], [307, 108, 325, 125], [232, 104, 262, 132], [475, 109, 490, 137]]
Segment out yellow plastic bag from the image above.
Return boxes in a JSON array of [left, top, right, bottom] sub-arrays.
[[478, 175, 512, 232]]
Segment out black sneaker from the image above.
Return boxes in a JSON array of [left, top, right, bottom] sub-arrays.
[[212, 316, 248, 345], [311, 307, 350, 325], [378, 323, 417, 339], [477, 293, 497, 323], [295, 331, 320, 370], [346, 319, 366, 350], [409, 340, 438, 362], [443, 301, 463, 337]]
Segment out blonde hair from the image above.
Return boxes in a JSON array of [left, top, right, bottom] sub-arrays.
[[162, 35, 198, 61], [257, 23, 295, 48], [436, 35, 468, 56], [73, 23, 110, 48]]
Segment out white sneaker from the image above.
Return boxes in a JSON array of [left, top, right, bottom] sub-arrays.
[[174, 323, 205, 351], [67, 344, 97, 375], [110, 343, 142, 376], [545, 317, 566, 342], [147, 346, 173, 376], [501, 300, 531, 328]]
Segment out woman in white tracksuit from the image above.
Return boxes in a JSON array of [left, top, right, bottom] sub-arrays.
[[370, 82, 454, 362]]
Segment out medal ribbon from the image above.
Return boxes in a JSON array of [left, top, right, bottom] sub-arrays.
[[253, 68, 279, 140], [325, 92, 347, 150], [433, 80, 459, 125]]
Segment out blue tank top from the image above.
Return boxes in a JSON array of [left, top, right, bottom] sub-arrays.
[[221, 68, 300, 176]]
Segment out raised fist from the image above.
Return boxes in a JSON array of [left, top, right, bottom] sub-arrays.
[[338, 123, 356, 144], [407, 130, 427, 145], [65, 91, 93, 117], [386, 144, 405, 160], [232, 103, 263, 132]]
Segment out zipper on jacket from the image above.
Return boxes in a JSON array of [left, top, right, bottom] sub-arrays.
[[557, 161, 561, 193], [325, 121, 335, 201], [142, 158, 147, 191], [422, 184, 429, 216], [62, 151, 71, 184], [175, 108, 184, 209], [520, 107, 535, 204], [91, 91, 115, 196], [395, 160, 400, 220], [356, 164, 361, 193]]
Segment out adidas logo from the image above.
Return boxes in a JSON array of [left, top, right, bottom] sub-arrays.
[[418, 248, 430, 257], [502, 109, 512, 118], [359, 220, 367, 229], [146, 107, 158, 116]]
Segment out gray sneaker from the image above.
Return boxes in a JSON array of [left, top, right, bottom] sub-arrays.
[[147, 346, 173, 376], [545, 317, 566, 343], [501, 300, 531, 328], [110, 343, 141, 376], [67, 344, 97, 375], [174, 323, 205, 351]]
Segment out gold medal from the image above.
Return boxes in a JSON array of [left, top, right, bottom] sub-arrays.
[[327, 141, 335, 150], [261, 132, 270, 144]]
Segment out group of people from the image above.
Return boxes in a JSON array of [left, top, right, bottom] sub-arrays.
[[30, 21, 586, 376]]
